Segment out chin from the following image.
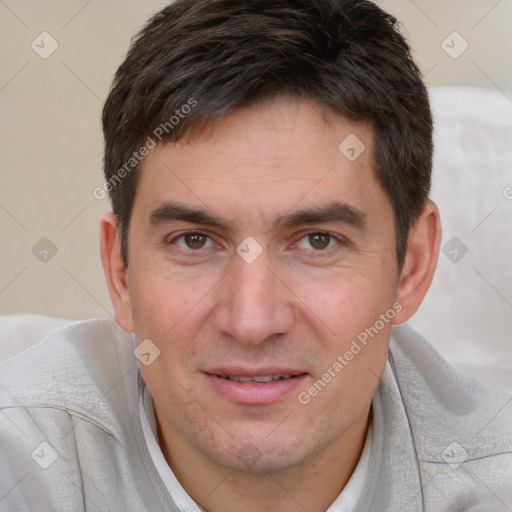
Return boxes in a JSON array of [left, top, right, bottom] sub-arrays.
[[202, 434, 319, 474]]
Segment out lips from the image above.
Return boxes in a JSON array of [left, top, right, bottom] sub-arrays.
[[204, 368, 308, 404]]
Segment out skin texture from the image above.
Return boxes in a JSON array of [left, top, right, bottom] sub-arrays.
[[101, 96, 441, 512]]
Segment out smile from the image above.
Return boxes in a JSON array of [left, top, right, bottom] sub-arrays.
[[205, 371, 308, 404], [216, 374, 298, 383]]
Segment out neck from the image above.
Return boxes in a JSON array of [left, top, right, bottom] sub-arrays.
[[156, 406, 371, 512]]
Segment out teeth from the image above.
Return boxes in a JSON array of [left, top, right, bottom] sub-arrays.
[[219, 374, 295, 383], [251, 375, 274, 383], [233, 376, 254, 382]]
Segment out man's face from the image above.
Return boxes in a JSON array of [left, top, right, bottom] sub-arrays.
[[123, 97, 399, 472]]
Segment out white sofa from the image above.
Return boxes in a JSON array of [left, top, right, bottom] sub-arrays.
[[1, 86, 511, 394]]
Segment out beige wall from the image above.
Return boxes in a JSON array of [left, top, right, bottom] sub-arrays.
[[383, 0, 512, 89], [1, 0, 511, 319]]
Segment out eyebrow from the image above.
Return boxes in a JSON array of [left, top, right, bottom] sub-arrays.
[[148, 200, 367, 232], [278, 202, 367, 230], [149, 201, 233, 231]]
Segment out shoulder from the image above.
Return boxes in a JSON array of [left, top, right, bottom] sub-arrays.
[[388, 324, 512, 508], [0, 319, 150, 510], [0, 318, 137, 436], [388, 323, 511, 426]]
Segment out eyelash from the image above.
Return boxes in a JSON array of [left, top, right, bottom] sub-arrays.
[[293, 231, 343, 252], [166, 231, 217, 256], [166, 230, 346, 255]]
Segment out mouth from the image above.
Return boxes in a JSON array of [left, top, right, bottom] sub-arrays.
[[215, 374, 301, 384], [204, 368, 308, 404]]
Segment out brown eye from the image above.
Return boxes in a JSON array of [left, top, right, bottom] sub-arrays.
[[184, 233, 208, 249], [308, 233, 331, 250]]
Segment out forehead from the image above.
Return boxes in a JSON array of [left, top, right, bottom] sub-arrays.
[[133, 96, 388, 227], [156, 97, 372, 177]]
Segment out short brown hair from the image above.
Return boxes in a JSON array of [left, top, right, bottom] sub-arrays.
[[102, 0, 433, 268]]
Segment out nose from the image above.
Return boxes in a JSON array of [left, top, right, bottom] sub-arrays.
[[213, 251, 295, 347]]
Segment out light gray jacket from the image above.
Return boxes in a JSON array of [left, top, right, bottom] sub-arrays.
[[1, 319, 511, 511]]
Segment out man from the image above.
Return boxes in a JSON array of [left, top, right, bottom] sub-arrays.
[[1, 0, 511, 510]]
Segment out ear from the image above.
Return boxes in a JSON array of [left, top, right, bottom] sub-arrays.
[[99, 213, 134, 332], [392, 200, 442, 324]]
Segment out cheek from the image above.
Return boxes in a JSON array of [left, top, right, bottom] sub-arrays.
[[128, 257, 211, 332], [299, 287, 393, 407], [128, 262, 222, 380], [295, 266, 395, 337]]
